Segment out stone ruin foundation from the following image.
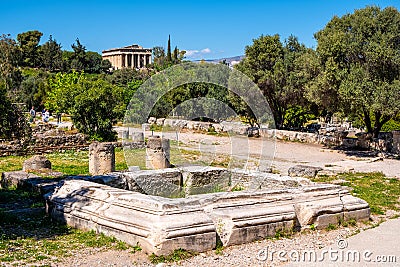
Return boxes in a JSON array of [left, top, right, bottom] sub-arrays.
[[45, 166, 370, 255]]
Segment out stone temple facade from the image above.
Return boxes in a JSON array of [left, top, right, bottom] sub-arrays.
[[102, 44, 152, 70]]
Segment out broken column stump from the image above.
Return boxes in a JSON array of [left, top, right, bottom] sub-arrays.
[[89, 142, 115, 175], [146, 136, 171, 169]]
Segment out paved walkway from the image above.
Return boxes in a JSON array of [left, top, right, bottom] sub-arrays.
[[288, 218, 400, 266]]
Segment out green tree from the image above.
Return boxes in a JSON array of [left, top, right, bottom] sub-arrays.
[[167, 34, 172, 63], [151, 38, 186, 70], [0, 85, 13, 139], [70, 38, 87, 71], [0, 84, 30, 141], [61, 50, 73, 71], [106, 68, 141, 86], [101, 59, 112, 73], [153, 63, 230, 121], [71, 78, 124, 141], [17, 30, 43, 67], [152, 46, 166, 68], [235, 34, 310, 128], [18, 69, 51, 110], [172, 46, 186, 64], [123, 79, 143, 106], [310, 6, 400, 137], [40, 35, 63, 71], [0, 34, 22, 100], [85, 51, 102, 73], [46, 72, 124, 141]]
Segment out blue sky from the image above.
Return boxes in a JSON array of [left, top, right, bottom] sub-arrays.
[[1, 0, 399, 60]]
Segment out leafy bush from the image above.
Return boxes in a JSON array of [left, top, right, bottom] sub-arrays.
[[284, 105, 316, 130], [381, 119, 400, 132], [46, 71, 124, 141]]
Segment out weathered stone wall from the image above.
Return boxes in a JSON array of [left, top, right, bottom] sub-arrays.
[[32, 132, 87, 149], [355, 132, 394, 152], [392, 131, 400, 154], [74, 167, 309, 198], [155, 117, 247, 134], [0, 126, 89, 156]]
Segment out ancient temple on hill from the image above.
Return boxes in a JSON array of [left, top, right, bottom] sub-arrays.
[[102, 44, 152, 69]]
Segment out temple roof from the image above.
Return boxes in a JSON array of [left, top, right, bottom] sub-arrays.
[[102, 44, 152, 54]]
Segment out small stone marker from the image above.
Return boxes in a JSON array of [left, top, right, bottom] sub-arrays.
[[23, 155, 51, 171], [89, 142, 115, 175], [288, 164, 322, 178]]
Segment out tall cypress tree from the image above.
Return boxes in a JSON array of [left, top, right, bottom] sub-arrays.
[[173, 46, 178, 63], [167, 35, 172, 62]]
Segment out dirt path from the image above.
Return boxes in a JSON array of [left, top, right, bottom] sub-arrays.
[[156, 130, 400, 178]]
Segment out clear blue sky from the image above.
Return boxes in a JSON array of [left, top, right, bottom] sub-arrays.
[[1, 0, 399, 60]]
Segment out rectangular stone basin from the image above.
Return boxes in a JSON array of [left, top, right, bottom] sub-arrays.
[[46, 168, 370, 255]]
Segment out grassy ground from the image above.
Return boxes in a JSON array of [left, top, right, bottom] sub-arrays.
[[312, 172, 400, 215], [0, 187, 132, 266], [0, 148, 128, 175], [0, 148, 132, 265]]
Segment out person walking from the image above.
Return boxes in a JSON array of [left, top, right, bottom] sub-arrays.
[[29, 106, 36, 123], [42, 109, 50, 123], [44, 109, 50, 123], [57, 112, 62, 124]]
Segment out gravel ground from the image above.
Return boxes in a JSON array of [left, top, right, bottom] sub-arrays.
[[53, 214, 395, 267]]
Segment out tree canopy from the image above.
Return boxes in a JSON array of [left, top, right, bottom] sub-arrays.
[[17, 30, 43, 67], [309, 6, 400, 137], [0, 34, 22, 94], [234, 34, 312, 129], [46, 71, 125, 141], [40, 35, 63, 71]]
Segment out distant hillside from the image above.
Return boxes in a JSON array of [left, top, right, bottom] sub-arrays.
[[193, 55, 244, 65]]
